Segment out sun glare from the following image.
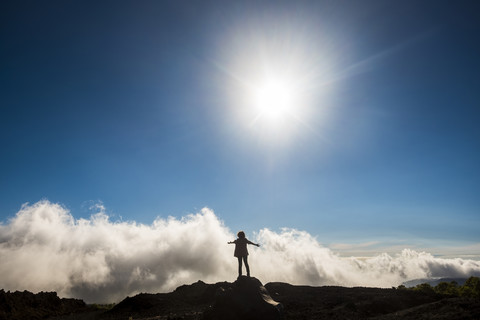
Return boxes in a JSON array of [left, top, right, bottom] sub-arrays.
[[252, 78, 296, 122], [219, 17, 335, 138]]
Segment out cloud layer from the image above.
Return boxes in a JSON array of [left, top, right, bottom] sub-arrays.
[[1, 200, 479, 303]]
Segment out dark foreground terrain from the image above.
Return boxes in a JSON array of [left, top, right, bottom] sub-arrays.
[[1, 278, 479, 320]]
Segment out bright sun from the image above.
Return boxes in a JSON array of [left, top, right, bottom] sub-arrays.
[[221, 17, 335, 138], [251, 77, 297, 123]]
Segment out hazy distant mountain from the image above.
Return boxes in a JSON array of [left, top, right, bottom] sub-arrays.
[[402, 277, 468, 287]]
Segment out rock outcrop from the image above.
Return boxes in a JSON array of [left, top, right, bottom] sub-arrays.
[[0, 289, 86, 320], [203, 276, 283, 320]]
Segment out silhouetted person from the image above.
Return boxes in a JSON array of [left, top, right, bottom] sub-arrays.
[[228, 231, 260, 278]]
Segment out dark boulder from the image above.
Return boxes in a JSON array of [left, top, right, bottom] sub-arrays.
[[203, 276, 283, 320]]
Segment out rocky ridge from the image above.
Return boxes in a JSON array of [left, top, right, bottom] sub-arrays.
[[1, 277, 480, 320]]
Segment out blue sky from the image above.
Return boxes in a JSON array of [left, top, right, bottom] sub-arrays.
[[1, 1, 479, 253]]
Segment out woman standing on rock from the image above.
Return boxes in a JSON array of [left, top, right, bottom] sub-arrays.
[[228, 231, 260, 278]]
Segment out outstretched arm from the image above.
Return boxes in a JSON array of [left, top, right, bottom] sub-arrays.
[[227, 241, 234, 244], [247, 240, 260, 247]]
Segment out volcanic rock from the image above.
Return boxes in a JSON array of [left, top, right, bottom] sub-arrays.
[[203, 276, 283, 320], [0, 289, 86, 320], [4, 279, 480, 319]]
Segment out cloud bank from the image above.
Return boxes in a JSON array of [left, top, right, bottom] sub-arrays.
[[1, 200, 479, 303]]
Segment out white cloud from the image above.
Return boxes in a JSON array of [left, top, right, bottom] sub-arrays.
[[252, 229, 480, 288], [1, 200, 479, 303]]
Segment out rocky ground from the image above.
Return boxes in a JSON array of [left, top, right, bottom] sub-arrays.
[[0, 289, 87, 320], [1, 278, 479, 320], [264, 282, 480, 319]]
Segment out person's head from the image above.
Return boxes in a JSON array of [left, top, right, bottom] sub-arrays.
[[237, 231, 245, 239]]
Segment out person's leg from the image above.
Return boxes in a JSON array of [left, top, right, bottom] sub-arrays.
[[237, 257, 243, 277], [243, 256, 250, 277]]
